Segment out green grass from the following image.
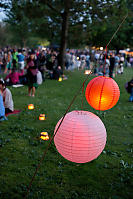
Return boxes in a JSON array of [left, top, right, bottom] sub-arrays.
[[0, 68, 133, 199]]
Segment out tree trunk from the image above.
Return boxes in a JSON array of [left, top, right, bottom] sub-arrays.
[[59, 0, 70, 71], [22, 38, 26, 48]]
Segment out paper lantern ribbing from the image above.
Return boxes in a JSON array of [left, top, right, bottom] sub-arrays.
[[54, 110, 106, 163], [85, 76, 120, 111]]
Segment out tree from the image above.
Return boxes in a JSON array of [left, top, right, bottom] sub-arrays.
[[0, 22, 9, 47], [1, 0, 133, 69]]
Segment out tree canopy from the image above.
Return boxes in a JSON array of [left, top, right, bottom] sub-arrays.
[[0, 0, 133, 67]]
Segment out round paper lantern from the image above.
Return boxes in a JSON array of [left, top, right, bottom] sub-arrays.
[[85, 76, 120, 111], [54, 110, 106, 163]]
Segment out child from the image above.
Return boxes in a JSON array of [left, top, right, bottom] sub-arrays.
[[0, 79, 14, 114]]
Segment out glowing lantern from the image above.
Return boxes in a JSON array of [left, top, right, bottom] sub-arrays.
[[54, 110, 106, 163], [58, 77, 62, 82], [77, 57, 79, 60], [39, 114, 46, 120], [28, 104, 34, 110], [84, 70, 91, 75], [100, 47, 103, 51], [85, 76, 120, 111], [40, 132, 49, 141]]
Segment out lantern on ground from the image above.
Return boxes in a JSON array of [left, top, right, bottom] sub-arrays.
[[28, 104, 34, 110], [40, 132, 49, 141], [84, 70, 91, 75], [39, 114, 46, 120], [58, 77, 62, 82], [100, 47, 103, 51], [54, 110, 106, 163], [85, 76, 120, 111]]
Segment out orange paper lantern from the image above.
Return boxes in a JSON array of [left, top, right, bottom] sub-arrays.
[[40, 132, 49, 140], [28, 104, 34, 110], [54, 110, 106, 163], [85, 76, 120, 111], [39, 114, 46, 120]]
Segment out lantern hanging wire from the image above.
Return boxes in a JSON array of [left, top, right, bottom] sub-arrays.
[[24, 13, 128, 199], [103, 13, 128, 75], [24, 73, 91, 199]]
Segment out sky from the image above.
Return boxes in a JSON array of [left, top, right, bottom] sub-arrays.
[[0, 11, 6, 21]]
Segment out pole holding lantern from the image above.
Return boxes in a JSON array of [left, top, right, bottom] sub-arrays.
[[24, 14, 128, 198]]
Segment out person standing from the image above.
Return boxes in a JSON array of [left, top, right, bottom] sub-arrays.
[[17, 49, 25, 72], [109, 54, 115, 78], [4, 51, 12, 74], [12, 49, 18, 69], [26, 52, 38, 97]]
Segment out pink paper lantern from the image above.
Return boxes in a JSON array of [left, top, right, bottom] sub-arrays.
[[54, 110, 106, 163]]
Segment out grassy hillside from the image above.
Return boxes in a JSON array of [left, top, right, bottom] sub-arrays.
[[0, 68, 133, 199]]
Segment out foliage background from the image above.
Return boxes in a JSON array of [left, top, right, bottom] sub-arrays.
[[0, 0, 133, 49]]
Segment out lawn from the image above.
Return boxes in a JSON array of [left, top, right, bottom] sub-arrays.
[[0, 68, 133, 199]]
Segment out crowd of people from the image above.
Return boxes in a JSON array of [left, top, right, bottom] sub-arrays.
[[0, 46, 133, 79], [65, 49, 133, 77], [0, 46, 133, 121]]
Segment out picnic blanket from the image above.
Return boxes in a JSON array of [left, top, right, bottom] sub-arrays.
[[5, 110, 21, 116]]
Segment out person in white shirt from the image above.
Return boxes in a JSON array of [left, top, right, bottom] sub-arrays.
[[0, 79, 14, 114]]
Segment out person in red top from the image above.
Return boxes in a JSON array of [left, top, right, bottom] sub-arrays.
[[26, 52, 38, 97], [4, 68, 24, 85]]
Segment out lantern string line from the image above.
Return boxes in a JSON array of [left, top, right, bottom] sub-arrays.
[[106, 13, 128, 48], [81, 78, 87, 109], [24, 73, 91, 199], [103, 13, 128, 76], [25, 14, 128, 198], [103, 45, 107, 76]]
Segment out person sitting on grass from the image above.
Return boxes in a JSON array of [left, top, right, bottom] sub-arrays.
[[0, 79, 14, 114], [0, 90, 7, 121], [4, 68, 24, 86], [128, 78, 133, 102], [52, 66, 63, 80]]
